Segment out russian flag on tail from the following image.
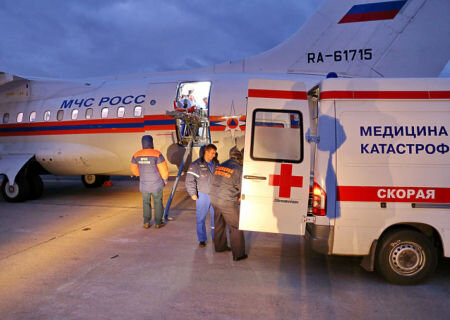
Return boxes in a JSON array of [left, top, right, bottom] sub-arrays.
[[338, 0, 407, 24]]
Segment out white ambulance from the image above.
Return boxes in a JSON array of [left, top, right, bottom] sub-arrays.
[[240, 78, 449, 284]]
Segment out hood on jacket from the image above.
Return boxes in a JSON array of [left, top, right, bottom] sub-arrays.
[[199, 145, 205, 160], [142, 135, 154, 149]]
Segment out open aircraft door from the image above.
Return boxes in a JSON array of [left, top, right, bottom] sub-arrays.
[[239, 79, 311, 236]]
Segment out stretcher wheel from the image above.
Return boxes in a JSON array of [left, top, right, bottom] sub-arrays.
[[375, 229, 437, 285]]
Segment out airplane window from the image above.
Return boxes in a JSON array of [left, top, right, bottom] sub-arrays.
[[43, 110, 51, 121], [117, 106, 125, 118], [3, 113, 9, 123], [101, 107, 109, 119], [85, 108, 93, 119], [17, 112, 24, 123], [71, 109, 79, 120], [134, 106, 142, 117], [57, 110, 64, 121], [29, 111, 37, 122]]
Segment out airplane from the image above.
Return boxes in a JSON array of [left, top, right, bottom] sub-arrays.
[[0, 0, 449, 202]]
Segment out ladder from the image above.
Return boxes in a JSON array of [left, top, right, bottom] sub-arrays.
[[163, 111, 203, 220]]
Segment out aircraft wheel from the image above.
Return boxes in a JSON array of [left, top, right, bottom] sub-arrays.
[[1, 174, 30, 202], [27, 174, 44, 200], [81, 175, 109, 188], [375, 229, 437, 285]]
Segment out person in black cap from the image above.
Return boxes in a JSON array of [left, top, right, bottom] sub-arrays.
[[209, 147, 247, 261]]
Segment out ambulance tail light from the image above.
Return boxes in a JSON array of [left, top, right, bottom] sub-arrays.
[[312, 182, 326, 216]]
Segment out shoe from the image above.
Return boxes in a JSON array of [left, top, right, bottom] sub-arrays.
[[199, 241, 206, 247], [155, 223, 166, 229], [233, 254, 248, 261], [162, 217, 174, 222], [216, 247, 231, 252], [143, 222, 151, 229]]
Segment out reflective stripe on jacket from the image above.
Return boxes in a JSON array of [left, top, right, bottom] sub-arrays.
[[185, 158, 218, 197]]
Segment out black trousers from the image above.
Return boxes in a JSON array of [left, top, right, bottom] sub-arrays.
[[211, 200, 245, 259]]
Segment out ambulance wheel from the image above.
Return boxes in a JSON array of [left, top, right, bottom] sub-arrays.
[[1, 174, 30, 202], [27, 174, 44, 200], [81, 175, 109, 188], [376, 229, 437, 285]]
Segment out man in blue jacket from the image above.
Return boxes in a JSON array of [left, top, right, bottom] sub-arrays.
[[131, 135, 169, 229], [185, 144, 218, 247]]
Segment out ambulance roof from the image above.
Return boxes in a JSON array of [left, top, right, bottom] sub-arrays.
[[320, 78, 450, 93]]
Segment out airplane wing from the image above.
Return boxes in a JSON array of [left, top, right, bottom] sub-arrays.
[[0, 72, 26, 86]]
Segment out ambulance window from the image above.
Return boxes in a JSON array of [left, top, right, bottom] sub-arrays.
[[57, 110, 64, 121], [134, 106, 142, 117], [29, 111, 36, 122], [117, 106, 125, 118], [101, 107, 109, 119], [3, 113, 9, 123], [71, 109, 79, 120], [85, 108, 93, 119], [251, 109, 303, 163], [43, 110, 51, 121], [17, 112, 23, 123]]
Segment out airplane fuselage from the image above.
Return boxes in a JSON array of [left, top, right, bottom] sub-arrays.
[[0, 72, 321, 177]]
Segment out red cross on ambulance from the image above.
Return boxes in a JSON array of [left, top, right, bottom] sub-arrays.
[[269, 164, 303, 198]]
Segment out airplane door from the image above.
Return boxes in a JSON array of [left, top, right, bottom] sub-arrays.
[[239, 79, 311, 236]]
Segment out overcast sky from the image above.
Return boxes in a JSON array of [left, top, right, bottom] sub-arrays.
[[0, 0, 448, 79]]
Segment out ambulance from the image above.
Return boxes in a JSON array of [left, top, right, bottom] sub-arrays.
[[239, 78, 449, 284]]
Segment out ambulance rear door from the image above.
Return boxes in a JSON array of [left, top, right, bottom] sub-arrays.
[[239, 79, 311, 235]]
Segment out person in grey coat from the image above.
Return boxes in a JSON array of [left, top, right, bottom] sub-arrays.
[[209, 148, 247, 261], [185, 144, 218, 247]]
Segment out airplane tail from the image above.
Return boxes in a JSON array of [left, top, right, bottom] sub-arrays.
[[215, 0, 449, 77]]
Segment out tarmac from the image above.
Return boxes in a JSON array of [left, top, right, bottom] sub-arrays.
[[0, 176, 449, 320]]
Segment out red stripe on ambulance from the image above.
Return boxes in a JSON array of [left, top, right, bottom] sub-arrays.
[[337, 186, 450, 203]]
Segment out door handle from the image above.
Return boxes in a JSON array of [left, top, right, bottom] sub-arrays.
[[244, 175, 267, 180]]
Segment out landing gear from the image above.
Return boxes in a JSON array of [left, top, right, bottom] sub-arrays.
[[28, 174, 44, 200], [1, 173, 30, 202], [81, 175, 110, 188]]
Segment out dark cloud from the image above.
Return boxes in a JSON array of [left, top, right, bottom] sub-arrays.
[[0, 0, 447, 78], [0, 0, 319, 78]]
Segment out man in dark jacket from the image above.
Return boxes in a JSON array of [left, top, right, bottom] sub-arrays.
[[130, 135, 169, 229], [185, 144, 218, 247], [209, 148, 247, 261]]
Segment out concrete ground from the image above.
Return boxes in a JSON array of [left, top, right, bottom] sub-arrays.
[[0, 177, 448, 320]]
